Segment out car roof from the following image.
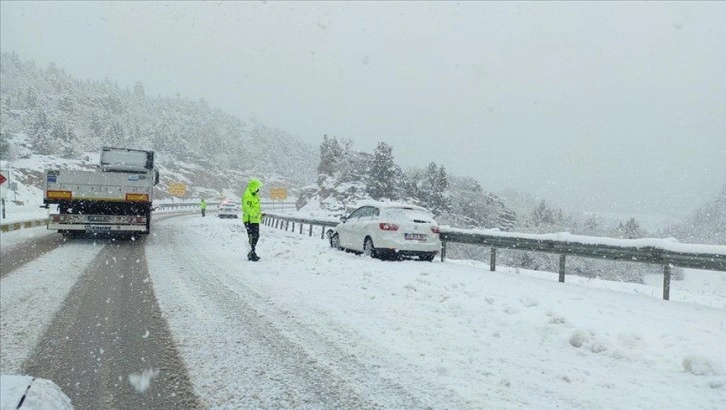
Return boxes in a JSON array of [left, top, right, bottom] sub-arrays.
[[354, 201, 429, 212]]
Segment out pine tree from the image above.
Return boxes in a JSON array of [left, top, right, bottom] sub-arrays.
[[367, 141, 397, 200], [133, 81, 145, 103], [0, 130, 9, 159], [584, 215, 599, 235], [105, 119, 125, 147], [0, 97, 9, 159], [317, 135, 341, 176], [30, 110, 53, 154], [622, 217, 645, 239], [532, 200, 554, 226], [24, 86, 39, 110], [414, 162, 451, 216]]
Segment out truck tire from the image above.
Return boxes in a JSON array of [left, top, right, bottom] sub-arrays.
[[145, 210, 152, 234]]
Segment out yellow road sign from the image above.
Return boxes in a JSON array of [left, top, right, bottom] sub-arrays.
[[269, 187, 287, 200], [168, 182, 187, 196]]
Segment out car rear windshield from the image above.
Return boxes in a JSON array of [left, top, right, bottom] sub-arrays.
[[381, 207, 434, 223]]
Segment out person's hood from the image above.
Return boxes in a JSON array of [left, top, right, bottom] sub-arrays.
[[247, 178, 263, 192]]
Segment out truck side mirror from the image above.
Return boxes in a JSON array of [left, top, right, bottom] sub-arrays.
[[154, 170, 159, 186]]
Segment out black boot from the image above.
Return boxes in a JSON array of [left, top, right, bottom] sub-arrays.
[[248, 245, 260, 261]]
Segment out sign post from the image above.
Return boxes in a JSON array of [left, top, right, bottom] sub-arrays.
[[269, 187, 288, 212], [0, 173, 6, 219]]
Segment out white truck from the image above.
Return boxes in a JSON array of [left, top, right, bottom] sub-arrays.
[[43, 147, 159, 235]]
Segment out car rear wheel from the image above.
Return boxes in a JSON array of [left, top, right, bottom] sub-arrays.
[[420, 252, 436, 262], [363, 237, 377, 259], [330, 233, 341, 249]]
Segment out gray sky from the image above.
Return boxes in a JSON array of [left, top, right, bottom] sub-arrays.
[[2, 1, 725, 218]]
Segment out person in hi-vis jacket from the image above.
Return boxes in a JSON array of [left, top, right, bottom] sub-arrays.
[[200, 198, 207, 217], [242, 178, 263, 261]]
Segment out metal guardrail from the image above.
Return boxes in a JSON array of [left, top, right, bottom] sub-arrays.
[[155, 201, 296, 212], [154, 202, 206, 211], [440, 230, 726, 271], [0, 201, 218, 232], [263, 213, 338, 239], [262, 213, 726, 301], [0, 201, 297, 232], [263, 201, 297, 212], [0, 218, 49, 232], [440, 230, 726, 301]]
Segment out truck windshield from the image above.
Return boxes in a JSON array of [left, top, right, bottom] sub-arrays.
[[101, 149, 148, 169]]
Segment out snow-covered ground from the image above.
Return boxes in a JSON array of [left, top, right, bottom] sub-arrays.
[[2, 213, 724, 409], [0, 375, 73, 410]]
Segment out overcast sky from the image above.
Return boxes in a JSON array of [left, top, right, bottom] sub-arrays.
[[2, 1, 725, 218]]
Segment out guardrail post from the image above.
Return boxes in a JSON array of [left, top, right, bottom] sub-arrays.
[[559, 255, 566, 282], [308, 224, 313, 236], [299, 223, 303, 234], [286, 221, 290, 231], [321, 226, 325, 239], [490, 248, 496, 271], [663, 265, 671, 300], [441, 241, 447, 261]]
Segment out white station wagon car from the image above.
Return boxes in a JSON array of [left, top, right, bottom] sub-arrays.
[[328, 202, 441, 261], [217, 201, 240, 219]]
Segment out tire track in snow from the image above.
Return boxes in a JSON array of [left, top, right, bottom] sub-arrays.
[[0, 239, 104, 373], [21, 237, 201, 410], [0, 232, 68, 278], [146, 216, 469, 409]]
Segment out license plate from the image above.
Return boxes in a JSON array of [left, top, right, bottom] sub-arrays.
[[404, 233, 426, 241], [86, 225, 112, 232]]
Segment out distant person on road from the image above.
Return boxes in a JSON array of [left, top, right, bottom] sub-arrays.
[[200, 198, 207, 217], [242, 178, 263, 261]]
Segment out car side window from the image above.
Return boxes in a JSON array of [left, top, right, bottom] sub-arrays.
[[359, 206, 375, 220], [347, 208, 364, 220]]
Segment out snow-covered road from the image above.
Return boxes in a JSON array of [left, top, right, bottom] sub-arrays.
[[1, 212, 725, 409]]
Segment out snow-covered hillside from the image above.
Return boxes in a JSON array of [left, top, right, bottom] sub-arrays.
[[0, 52, 317, 200]]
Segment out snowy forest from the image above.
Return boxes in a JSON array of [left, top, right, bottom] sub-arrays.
[[2, 52, 724, 282], [0, 51, 317, 197]]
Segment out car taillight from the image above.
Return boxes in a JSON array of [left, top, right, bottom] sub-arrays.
[[430, 226, 440, 234], [379, 222, 399, 231]]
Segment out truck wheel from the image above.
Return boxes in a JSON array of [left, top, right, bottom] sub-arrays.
[[145, 211, 152, 234]]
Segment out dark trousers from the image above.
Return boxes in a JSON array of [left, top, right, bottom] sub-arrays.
[[201, 209, 206, 217], [245, 222, 260, 253]]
